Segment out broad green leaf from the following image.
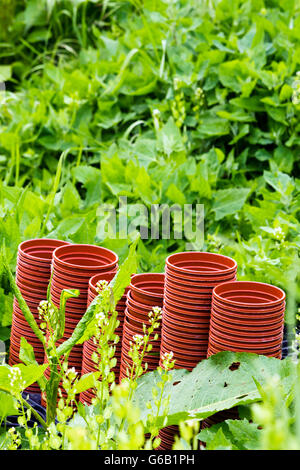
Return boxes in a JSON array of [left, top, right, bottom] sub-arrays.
[[212, 188, 250, 220], [0, 391, 20, 420], [73, 372, 101, 395], [134, 352, 296, 429], [19, 337, 46, 391], [0, 364, 48, 394]]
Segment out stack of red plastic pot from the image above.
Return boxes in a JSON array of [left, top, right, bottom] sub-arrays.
[[9, 239, 69, 393], [79, 272, 129, 405], [208, 281, 285, 358], [42, 244, 118, 403], [119, 273, 164, 381], [203, 280, 286, 430], [158, 252, 237, 450]]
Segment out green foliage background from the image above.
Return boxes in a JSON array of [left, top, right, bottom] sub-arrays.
[[0, 0, 300, 332]]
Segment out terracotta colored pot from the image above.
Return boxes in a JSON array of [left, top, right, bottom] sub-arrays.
[[213, 281, 285, 308], [165, 264, 237, 283], [19, 239, 70, 261], [164, 295, 211, 312], [211, 302, 285, 323], [209, 321, 283, 342], [16, 264, 50, 281], [162, 319, 209, 337], [209, 331, 283, 350], [17, 257, 50, 273], [162, 326, 208, 342], [53, 244, 118, 272], [164, 282, 212, 301], [212, 296, 285, 314], [163, 304, 210, 320], [166, 252, 237, 276], [209, 314, 284, 334]]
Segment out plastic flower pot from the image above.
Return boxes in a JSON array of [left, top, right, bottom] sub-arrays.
[[165, 265, 237, 285], [212, 295, 285, 314], [160, 344, 207, 362], [164, 278, 217, 294], [163, 302, 211, 318], [162, 336, 208, 353], [53, 244, 118, 272], [209, 320, 283, 340], [213, 281, 285, 308], [163, 290, 212, 306], [19, 238, 70, 257], [164, 282, 212, 300], [208, 330, 283, 349], [126, 293, 157, 313], [162, 325, 209, 341], [129, 273, 164, 303], [166, 252, 237, 275], [162, 318, 209, 336], [163, 310, 210, 329], [17, 257, 51, 272], [162, 334, 209, 351], [164, 295, 211, 311], [211, 303, 285, 323], [165, 272, 230, 290], [209, 313, 284, 334], [16, 263, 50, 280]]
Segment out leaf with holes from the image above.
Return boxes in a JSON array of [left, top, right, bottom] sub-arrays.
[[133, 352, 296, 430]]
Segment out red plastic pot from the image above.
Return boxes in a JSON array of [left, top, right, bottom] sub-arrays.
[[164, 282, 212, 301], [19, 238, 69, 256], [165, 264, 236, 283], [210, 321, 283, 343], [209, 314, 284, 334], [162, 309, 210, 327], [129, 274, 164, 303], [166, 252, 237, 275], [211, 303, 285, 323], [17, 256, 51, 272], [163, 303, 210, 319], [162, 325, 209, 341], [16, 264, 50, 280], [164, 278, 216, 294], [53, 244, 118, 272], [212, 295, 285, 314], [164, 295, 211, 311], [209, 330, 283, 349], [162, 318, 209, 337], [213, 281, 285, 308]]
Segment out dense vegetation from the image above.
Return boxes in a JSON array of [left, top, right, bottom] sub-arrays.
[[0, 0, 300, 451]]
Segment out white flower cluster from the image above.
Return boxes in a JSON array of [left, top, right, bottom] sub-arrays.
[[9, 367, 26, 391], [38, 300, 55, 320], [95, 280, 109, 294]]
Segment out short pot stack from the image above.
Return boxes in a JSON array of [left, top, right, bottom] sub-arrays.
[[208, 281, 285, 358], [158, 252, 237, 450], [79, 271, 127, 405], [42, 244, 118, 403], [9, 239, 69, 392], [119, 274, 164, 381], [203, 280, 286, 430]]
